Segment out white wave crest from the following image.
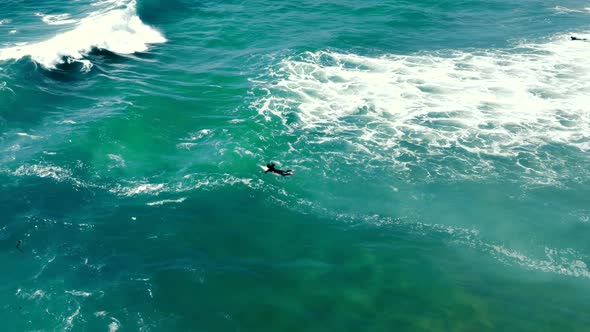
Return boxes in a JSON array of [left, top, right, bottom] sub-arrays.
[[0, 0, 166, 69], [109, 174, 259, 197]]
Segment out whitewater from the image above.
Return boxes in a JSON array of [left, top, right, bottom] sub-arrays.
[[1, 0, 589, 331]]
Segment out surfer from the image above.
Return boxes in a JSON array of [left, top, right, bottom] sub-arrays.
[[16, 240, 23, 253], [265, 163, 293, 176], [571, 36, 587, 41]]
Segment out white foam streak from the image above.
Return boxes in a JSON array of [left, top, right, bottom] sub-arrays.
[[553, 6, 585, 13], [16, 289, 46, 300], [94, 311, 108, 317], [0, 0, 165, 69], [109, 174, 259, 197], [115, 183, 166, 196], [65, 290, 93, 297], [107, 154, 126, 168], [65, 306, 81, 331], [14, 164, 71, 181], [36, 13, 77, 25], [16, 132, 42, 139], [437, 224, 590, 278], [10, 164, 87, 187], [147, 197, 187, 206], [360, 213, 590, 279]]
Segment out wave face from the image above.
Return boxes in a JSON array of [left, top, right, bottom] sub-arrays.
[[253, 33, 590, 182], [0, 0, 165, 70]]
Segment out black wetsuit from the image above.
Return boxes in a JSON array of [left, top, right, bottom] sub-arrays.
[[265, 163, 293, 176]]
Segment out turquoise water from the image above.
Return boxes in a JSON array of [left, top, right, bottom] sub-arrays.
[[1, 0, 590, 330]]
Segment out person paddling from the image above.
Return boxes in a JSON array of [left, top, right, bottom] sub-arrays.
[[265, 163, 293, 176]]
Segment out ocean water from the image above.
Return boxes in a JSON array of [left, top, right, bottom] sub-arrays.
[[1, 0, 589, 330]]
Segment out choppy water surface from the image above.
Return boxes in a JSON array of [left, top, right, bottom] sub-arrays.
[[1, 0, 589, 330]]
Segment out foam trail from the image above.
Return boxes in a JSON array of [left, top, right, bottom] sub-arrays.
[[0, 0, 166, 69], [147, 197, 187, 206], [253, 33, 590, 179], [553, 6, 585, 14]]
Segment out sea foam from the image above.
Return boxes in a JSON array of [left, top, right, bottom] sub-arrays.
[[253, 33, 590, 179], [35, 13, 77, 26], [0, 0, 165, 70]]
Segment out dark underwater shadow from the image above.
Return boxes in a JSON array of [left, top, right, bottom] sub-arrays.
[[137, 0, 204, 24], [3, 52, 102, 83], [52, 48, 131, 80]]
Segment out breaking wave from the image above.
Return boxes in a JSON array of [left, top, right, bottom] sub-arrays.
[[0, 0, 165, 70]]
